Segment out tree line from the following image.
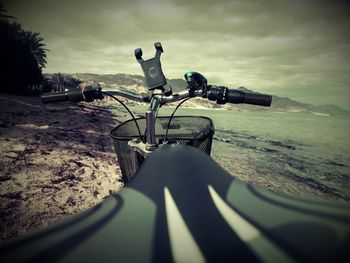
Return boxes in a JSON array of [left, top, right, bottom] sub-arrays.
[[0, 1, 47, 95], [43, 73, 82, 92]]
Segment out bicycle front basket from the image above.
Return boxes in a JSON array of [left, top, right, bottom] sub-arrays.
[[110, 116, 214, 182]]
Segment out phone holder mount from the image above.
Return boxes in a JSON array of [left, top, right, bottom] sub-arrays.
[[135, 42, 171, 95]]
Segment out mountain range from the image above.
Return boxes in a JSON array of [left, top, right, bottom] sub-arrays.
[[61, 73, 349, 116]]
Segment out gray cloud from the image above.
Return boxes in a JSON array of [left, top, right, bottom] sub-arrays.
[[5, 0, 350, 108]]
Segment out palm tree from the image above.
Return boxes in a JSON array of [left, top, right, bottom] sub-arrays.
[[21, 31, 48, 69], [0, 1, 14, 21], [0, 1, 48, 95]]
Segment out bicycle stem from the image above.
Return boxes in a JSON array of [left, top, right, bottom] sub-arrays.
[[146, 96, 162, 150]]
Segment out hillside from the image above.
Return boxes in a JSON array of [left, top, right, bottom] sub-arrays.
[[46, 73, 349, 116]]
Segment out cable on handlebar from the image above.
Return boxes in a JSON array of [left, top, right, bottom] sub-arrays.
[[102, 92, 142, 140], [164, 97, 191, 141]]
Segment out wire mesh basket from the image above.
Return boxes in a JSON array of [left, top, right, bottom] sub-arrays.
[[110, 116, 214, 182]]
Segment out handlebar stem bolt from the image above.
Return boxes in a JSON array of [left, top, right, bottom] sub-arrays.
[[131, 138, 141, 144]]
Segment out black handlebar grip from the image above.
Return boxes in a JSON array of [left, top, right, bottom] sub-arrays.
[[67, 88, 84, 102], [242, 92, 272, 106], [226, 89, 245, 104], [41, 89, 85, 104], [208, 86, 272, 107], [41, 91, 68, 103], [226, 89, 271, 106], [41, 86, 102, 104]]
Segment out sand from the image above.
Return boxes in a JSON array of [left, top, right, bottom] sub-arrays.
[[0, 94, 123, 241]]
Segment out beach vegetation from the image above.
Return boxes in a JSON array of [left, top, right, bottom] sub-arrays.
[[0, 1, 47, 95]]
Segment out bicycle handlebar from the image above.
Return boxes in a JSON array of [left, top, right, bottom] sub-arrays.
[[207, 86, 272, 107], [41, 84, 272, 107], [241, 92, 272, 106], [41, 86, 103, 104], [108, 89, 144, 102]]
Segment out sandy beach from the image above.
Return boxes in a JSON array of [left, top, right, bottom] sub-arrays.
[[0, 94, 123, 241]]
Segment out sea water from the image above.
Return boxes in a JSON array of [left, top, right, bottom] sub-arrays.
[[119, 105, 350, 201]]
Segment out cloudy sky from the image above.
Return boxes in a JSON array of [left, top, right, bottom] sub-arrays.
[[5, 0, 350, 109]]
